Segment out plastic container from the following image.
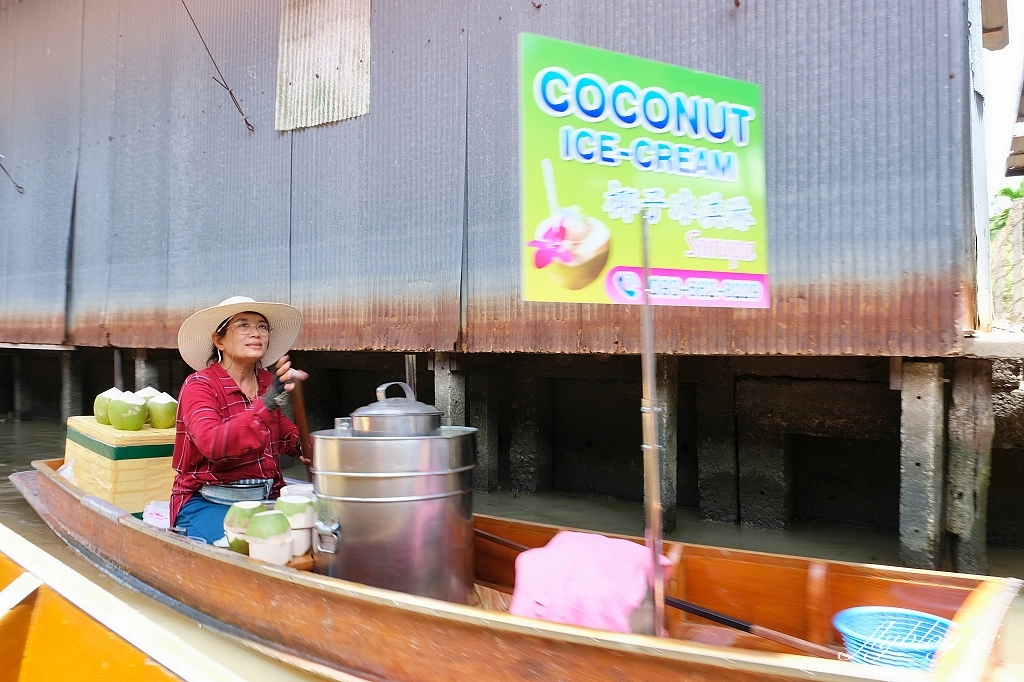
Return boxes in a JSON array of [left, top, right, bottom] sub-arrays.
[[833, 606, 956, 670], [280, 483, 315, 500]]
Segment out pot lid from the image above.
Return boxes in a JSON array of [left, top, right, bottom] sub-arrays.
[[350, 382, 441, 420]]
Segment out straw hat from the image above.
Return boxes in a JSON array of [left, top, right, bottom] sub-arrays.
[[177, 296, 303, 371]]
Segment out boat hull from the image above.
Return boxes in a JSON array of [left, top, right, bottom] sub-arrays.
[[12, 459, 1023, 682]]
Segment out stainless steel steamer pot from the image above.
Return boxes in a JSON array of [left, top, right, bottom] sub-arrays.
[[311, 383, 476, 604]]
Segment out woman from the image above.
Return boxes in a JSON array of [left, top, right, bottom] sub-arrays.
[[170, 296, 309, 543]]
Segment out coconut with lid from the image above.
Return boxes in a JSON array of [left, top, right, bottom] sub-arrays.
[[245, 510, 293, 565], [93, 387, 123, 425], [148, 392, 178, 429], [223, 501, 263, 554], [108, 391, 148, 431]]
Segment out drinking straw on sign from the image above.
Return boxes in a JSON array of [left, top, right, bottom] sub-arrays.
[[541, 159, 559, 216]]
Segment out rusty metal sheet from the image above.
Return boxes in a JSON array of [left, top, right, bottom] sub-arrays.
[[0, 0, 82, 345], [464, 0, 969, 355], [288, 0, 466, 351], [68, 0, 292, 348]]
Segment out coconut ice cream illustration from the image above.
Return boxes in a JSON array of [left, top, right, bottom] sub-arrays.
[[528, 208, 611, 290], [527, 159, 612, 290]]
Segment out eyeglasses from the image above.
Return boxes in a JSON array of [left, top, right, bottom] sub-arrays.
[[230, 321, 271, 336]]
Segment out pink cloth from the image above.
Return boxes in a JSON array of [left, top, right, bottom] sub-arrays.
[[509, 531, 672, 633]]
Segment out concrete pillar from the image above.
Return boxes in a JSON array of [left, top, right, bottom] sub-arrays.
[[657, 356, 678, 532], [60, 351, 83, 426], [433, 353, 465, 426], [468, 369, 499, 492], [899, 362, 946, 569], [509, 376, 552, 493], [947, 358, 994, 574], [134, 348, 159, 392], [170, 358, 185, 399], [694, 359, 738, 522], [12, 353, 29, 421]]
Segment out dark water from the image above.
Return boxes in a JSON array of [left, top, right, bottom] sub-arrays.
[[4, 420, 1024, 673]]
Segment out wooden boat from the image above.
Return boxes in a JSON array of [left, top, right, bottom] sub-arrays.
[[0, 518, 246, 682], [11, 457, 1024, 682]]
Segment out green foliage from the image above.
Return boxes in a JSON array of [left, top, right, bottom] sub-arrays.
[[991, 181, 1024, 237]]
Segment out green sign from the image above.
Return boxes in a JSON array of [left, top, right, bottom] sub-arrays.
[[520, 33, 769, 308]]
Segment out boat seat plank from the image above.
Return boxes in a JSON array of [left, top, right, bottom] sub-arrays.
[[0, 593, 35, 682]]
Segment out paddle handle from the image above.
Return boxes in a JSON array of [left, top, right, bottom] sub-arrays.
[[472, 528, 843, 661], [290, 379, 313, 482]]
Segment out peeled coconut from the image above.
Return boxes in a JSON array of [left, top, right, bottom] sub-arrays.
[[107, 391, 148, 431], [275, 496, 315, 529], [93, 387, 123, 425], [223, 501, 263, 554], [148, 392, 178, 429], [245, 510, 293, 566], [135, 386, 161, 401]]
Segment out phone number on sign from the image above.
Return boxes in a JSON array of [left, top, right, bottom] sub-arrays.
[[647, 275, 763, 302]]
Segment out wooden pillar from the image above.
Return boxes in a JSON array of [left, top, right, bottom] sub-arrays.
[[657, 356, 678, 533], [433, 353, 465, 427], [947, 359, 994, 574], [899, 362, 946, 569], [60, 351, 83, 426], [12, 353, 28, 421], [134, 349, 159, 392], [468, 368, 499, 492], [113, 348, 124, 391]]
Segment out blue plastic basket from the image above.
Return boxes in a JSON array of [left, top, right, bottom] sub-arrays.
[[833, 607, 956, 670]]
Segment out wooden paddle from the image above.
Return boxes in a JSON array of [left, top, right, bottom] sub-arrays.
[[289, 378, 313, 482], [473, 528, 843, 660]]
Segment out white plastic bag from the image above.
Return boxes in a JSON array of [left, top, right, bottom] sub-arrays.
[[142, 500, 171, 530]]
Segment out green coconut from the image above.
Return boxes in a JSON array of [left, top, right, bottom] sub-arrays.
[[147, 392, 178, 429], [224, 500, 263, 530], [107, 391, 148, 431], [274, 495, 315, 529], [223, 501, 264, 554], [93, 387, 123, 425], [246, 510, 291, 541]]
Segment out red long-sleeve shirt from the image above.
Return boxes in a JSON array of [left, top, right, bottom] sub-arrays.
[[169, 363, 301, 527]]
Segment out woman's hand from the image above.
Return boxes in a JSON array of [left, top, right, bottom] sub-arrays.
[[275, 354, 309, 392]]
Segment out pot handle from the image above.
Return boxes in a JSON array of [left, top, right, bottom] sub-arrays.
[[314, 518, 340, 554], [376, 381, 416, 401]]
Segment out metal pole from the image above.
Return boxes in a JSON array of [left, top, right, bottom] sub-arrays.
[[640, 210, 664, 636]]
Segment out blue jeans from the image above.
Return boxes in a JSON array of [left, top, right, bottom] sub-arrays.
[[177, 495, 229, 544]]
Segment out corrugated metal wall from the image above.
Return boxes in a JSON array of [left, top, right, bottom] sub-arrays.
[[0, 0, 975, 355], [70, 0, 291, 348], [0, 0, 82, 344], [289, 0, 466, 352]]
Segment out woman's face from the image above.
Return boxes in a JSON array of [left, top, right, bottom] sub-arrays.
[[213, 312, 270, 366]]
